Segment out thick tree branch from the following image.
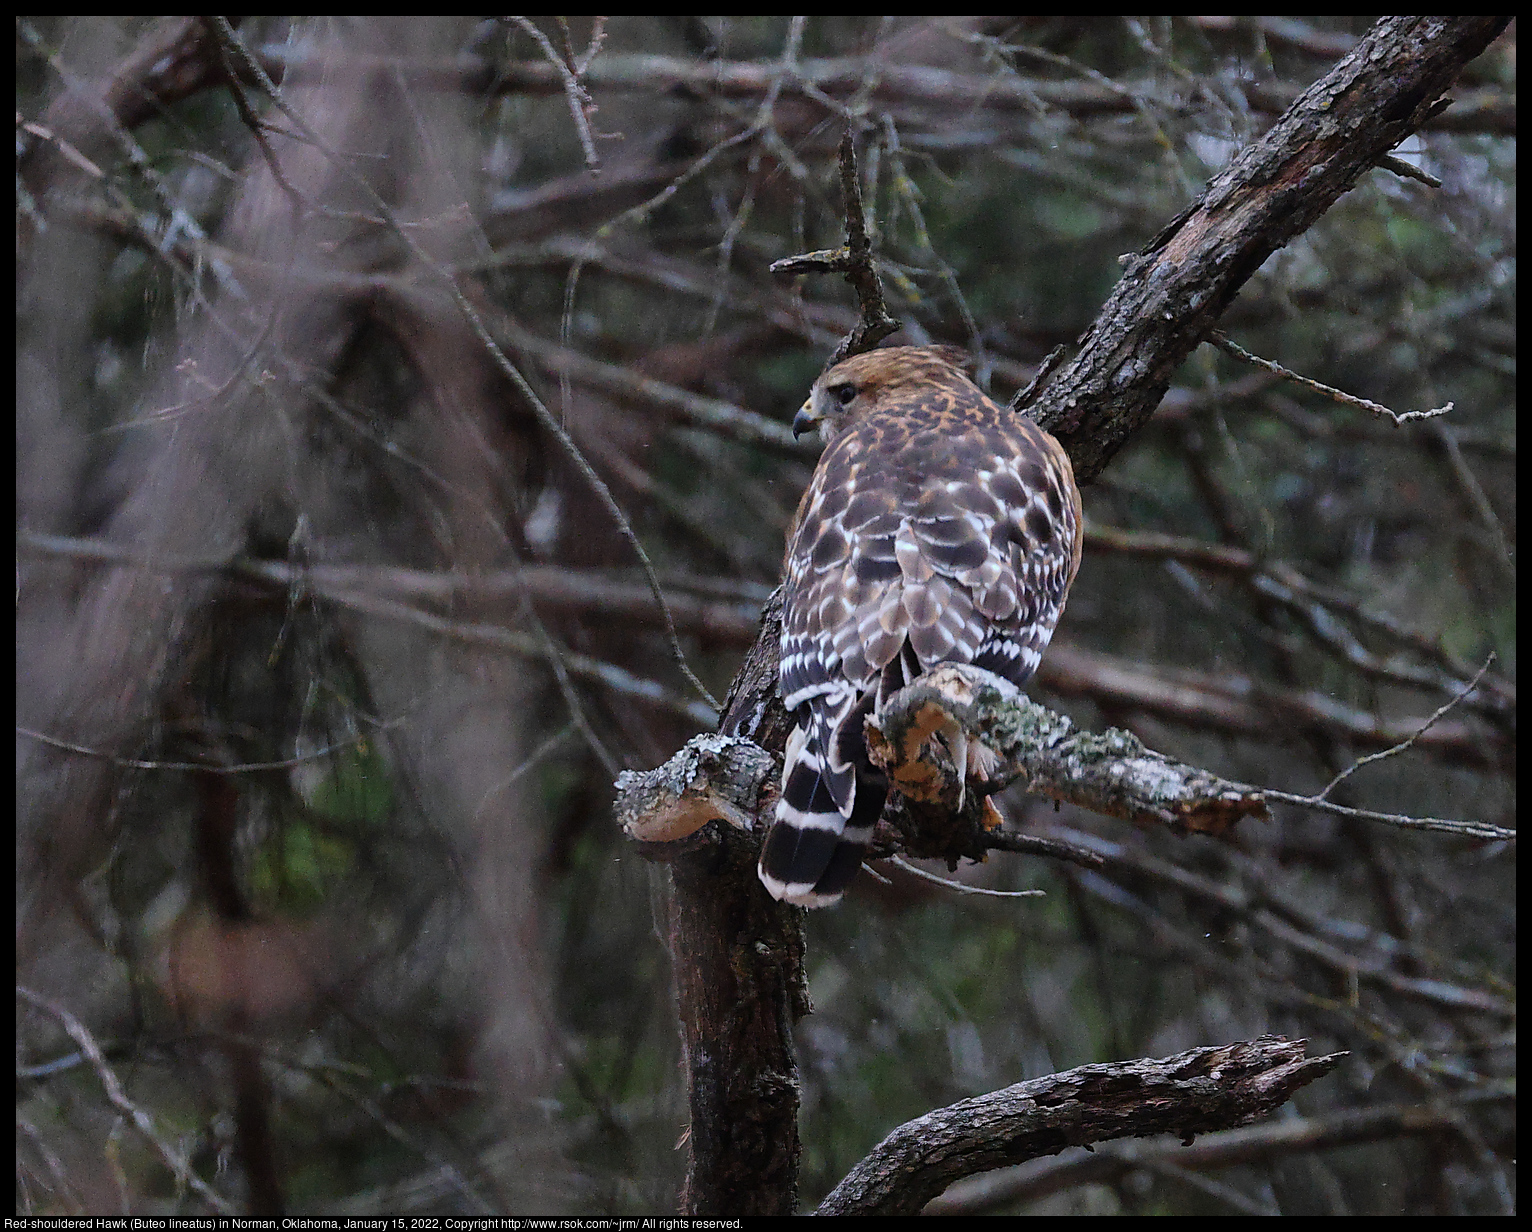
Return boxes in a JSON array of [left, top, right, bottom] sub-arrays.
[[926, 1100, 1470, 1215], [1028, 16, 1511, 483], [623, 590, 808, 1216], [816, 1035, 1346, 1215], [613, 652, 1509, 909], [613, 658, 1276, 867], [864, 663, 1270, 845]]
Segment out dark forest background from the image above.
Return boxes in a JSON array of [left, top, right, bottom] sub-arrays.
[[16, 16, 1514, 1216]]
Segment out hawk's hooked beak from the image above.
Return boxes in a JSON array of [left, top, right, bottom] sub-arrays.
[[792, 399, 821, 440]]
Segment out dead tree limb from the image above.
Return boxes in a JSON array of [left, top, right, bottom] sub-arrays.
[[816, 1035, 1346, 1215], [615, 663, 1266, 879], [926, 1100, 1478, 1215]]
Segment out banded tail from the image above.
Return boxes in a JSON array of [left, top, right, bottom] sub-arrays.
[[759, 655, 913, 906]]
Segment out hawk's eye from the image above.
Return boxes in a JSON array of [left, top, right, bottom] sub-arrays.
[[831, 383, 857, 407]]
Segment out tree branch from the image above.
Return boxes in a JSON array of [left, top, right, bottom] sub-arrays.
[[816, 1035, 1346, 1215], [243, 46, 1520, 137], [864, 663, 1270, 852], [611, 659, 1268, 881], [614, 734, 775, 845], [1027, 16, 1512, 482], [1208, 330, 1453, 425], [618, 590, 808, 1216], [1039, 645, 1510, 771], [926, 1100, 1470, 1215], [770, 129, 899, 364], [17, 986, 237, 1215]]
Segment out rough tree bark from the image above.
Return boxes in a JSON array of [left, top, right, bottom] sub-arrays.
[[1028, 16, 1513, 482], [628, 591, 809, 1217], [816, 1036, 1346, 1216]]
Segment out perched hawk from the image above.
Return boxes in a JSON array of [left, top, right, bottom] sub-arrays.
[[758, 345, 1082, 907]]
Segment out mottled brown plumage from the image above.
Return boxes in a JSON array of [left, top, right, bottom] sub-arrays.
[[759, 346, 1082, 906]]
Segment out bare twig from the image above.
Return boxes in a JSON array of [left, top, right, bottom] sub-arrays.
[[1430, 421, 1517, 576], [980, 828, 1106, 870], [1376, 152, 1443, 188], [496, 317, 810, 456], [508, 17, 602, 171], [475, 721, 579, 822], [16, 724, 380, 774], [770, 129, 901, 364], [302, 1059, 493, 1214], [979, 33, 1196, 194], [877, 114, 986, 364], [1084, 525, 1514, 715], [566, 17, 608, 77], [702, 17, 807, 332], [15, 117, 105, 179], [310, 588, 718, 730], [1209, 331, 1454, 425], [1314, 653, 1498, 800], [1049, 826, 1515, 1016], [16, 1113, 84, 1215], [888, 855, 1046, 899], [19, 19, 244, 299], [1261, 790, 1513, 843], [17, 986, 236, 1215], [199, 16, 308, 212]]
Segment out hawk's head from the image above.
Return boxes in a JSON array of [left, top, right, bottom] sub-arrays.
[[793, 344, 975, 444]]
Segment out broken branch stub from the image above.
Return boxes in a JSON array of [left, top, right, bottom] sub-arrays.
[[613, 733, 776, 844]]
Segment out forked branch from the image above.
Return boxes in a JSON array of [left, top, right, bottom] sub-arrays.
[[770, 129, 899, 364]]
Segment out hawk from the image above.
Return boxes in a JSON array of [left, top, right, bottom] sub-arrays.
[[758, 345, 1082, 907]]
